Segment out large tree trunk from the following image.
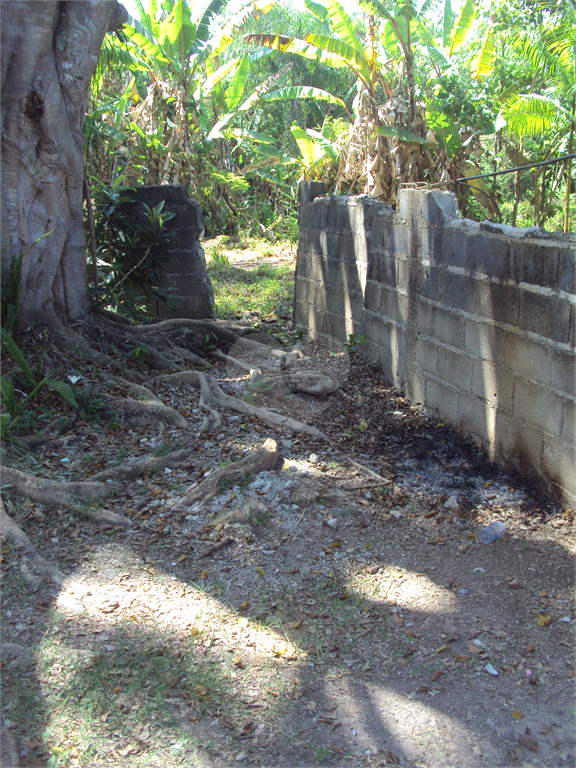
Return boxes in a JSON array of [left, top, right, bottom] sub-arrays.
[[1, 0, 127, 323]]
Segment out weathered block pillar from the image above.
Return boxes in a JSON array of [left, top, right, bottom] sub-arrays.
[[129, 185, 213, 319]]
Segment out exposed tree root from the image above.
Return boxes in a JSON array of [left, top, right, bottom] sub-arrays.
[[40, 311, 123, 371], [0, 467, 128, 525], [153, 371, 329, 439], [18, 415, 78, 450], [100, 373, 164, 404], [91, 448, 195, 482], [180, 438, 280, 509], [80, 386, 187, 429], [0, 497, 67, 587], [254, 371, 339, 396]]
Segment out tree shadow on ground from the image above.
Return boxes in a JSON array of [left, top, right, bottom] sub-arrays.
[[2, 478, 574, 767]]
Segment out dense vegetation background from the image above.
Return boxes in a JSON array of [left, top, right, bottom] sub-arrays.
[[84, 0, 574, 317]]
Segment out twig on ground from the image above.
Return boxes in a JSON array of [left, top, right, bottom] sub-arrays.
[[200, 537, 235, 558]]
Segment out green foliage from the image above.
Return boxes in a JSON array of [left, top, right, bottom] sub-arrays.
[[90, 176, 175, 319], [344, 332, 367, 352], [0, 329, 78, 439]]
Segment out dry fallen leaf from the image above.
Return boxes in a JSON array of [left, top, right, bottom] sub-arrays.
[[293, 619, 303, 629], [435, 644, 449, 653], [232, 655, 244, 668], [526, 644, 535, 653], [405, 630, 419, 639], [431, 670, 443, 681], [255, 567, 265, 578], [177, 555, 188, 563], [69, 527, 80, 538], [193, 685, 209, 698], [191, 627, 199, 637], [511, 710, 524, 720], [416, 685, 431, 693], [518, 734, 538, 752], [536, 614, 554, 626], [453, 654, 472, 663], [199, 569, 209, 580], [238, 617, 248, 629], [467, 643, 482, 654], [392, 614, 404, 625], [239, 600, 249, 610]]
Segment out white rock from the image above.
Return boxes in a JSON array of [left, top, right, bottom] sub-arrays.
[[389, 508, 403, 519], [444, 495, 459, 510], [484, 663, 499, 676], [326, 518, 338, 529], [309, 454, 318, 464]]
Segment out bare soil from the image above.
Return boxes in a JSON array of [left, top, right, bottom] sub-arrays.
[[1, 250, 575, 768]]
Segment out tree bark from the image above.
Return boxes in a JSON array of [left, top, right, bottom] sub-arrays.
[[1, 0, 127, 323]]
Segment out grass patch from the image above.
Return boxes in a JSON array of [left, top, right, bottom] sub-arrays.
[[208, 262, 294, 320], [25, 620, 242, 766]]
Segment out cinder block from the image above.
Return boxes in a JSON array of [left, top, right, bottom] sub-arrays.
[[381, 219, 410, 256], [551, 350, 575, 398], [422, 306, 465, 349], [472, 359, 514, 413], [511, 240, 558, 288], [326, 196, 350, 231], [476, 281, 519, 326], [298, 180, 326, 207], [541, 437, 576, 498], [457, 392, 496, 443], [324, 231, 338, 259], [558, 244, 576, 295], [562, 398, 575, 445], [496, 411, 544, 471], [307, 230, 322, 255], [464, 321, 507, 366], [514, 378, 564, 436], [380, 285, 409, 324], [416, 337, 438, 374], [468, 234, 510, 278], [503, 335, 551, 386], [353, 234, 370, 263], [420, 266, 440, 301], [364, 281, 381, 312], [438, 346, 473, 390], [440, 271, 476, 314], [418, 228, 442, 262], [439, 226, 467, 268], [338, 233, 357, 261], [519, 290, 571, 344], [405, 369, 426, 405], [425, 378, 459, 422]]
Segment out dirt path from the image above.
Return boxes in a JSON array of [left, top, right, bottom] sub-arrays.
[[1, 253, 575, 768]]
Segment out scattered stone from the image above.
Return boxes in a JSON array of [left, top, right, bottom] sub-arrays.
[[444, 496, 459, 510]]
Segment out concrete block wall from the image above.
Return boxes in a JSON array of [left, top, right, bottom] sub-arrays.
[[130, 186, 213, 318], [296, 182, 576, 507]]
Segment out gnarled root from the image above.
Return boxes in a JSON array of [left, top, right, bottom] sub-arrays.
[[0, 497, 66, 587], [181, 438, 280, 509], [154, 371, 328, 440], [80, 386, 187, 429], [91, 447, 195, 483], [1, 467, 129, 525]]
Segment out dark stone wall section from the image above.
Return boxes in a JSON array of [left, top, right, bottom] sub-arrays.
[[130, 186, 213, 319]]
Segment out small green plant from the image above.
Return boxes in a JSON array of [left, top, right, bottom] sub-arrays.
[[209, 246, 230, 267], [127, 345, 149, 361], [344, 332, 367, 353], [358, 419, 368, 433], [315, 745, 331, 763], [1, 328, 78, 438], [200, 332, 219, 353]]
